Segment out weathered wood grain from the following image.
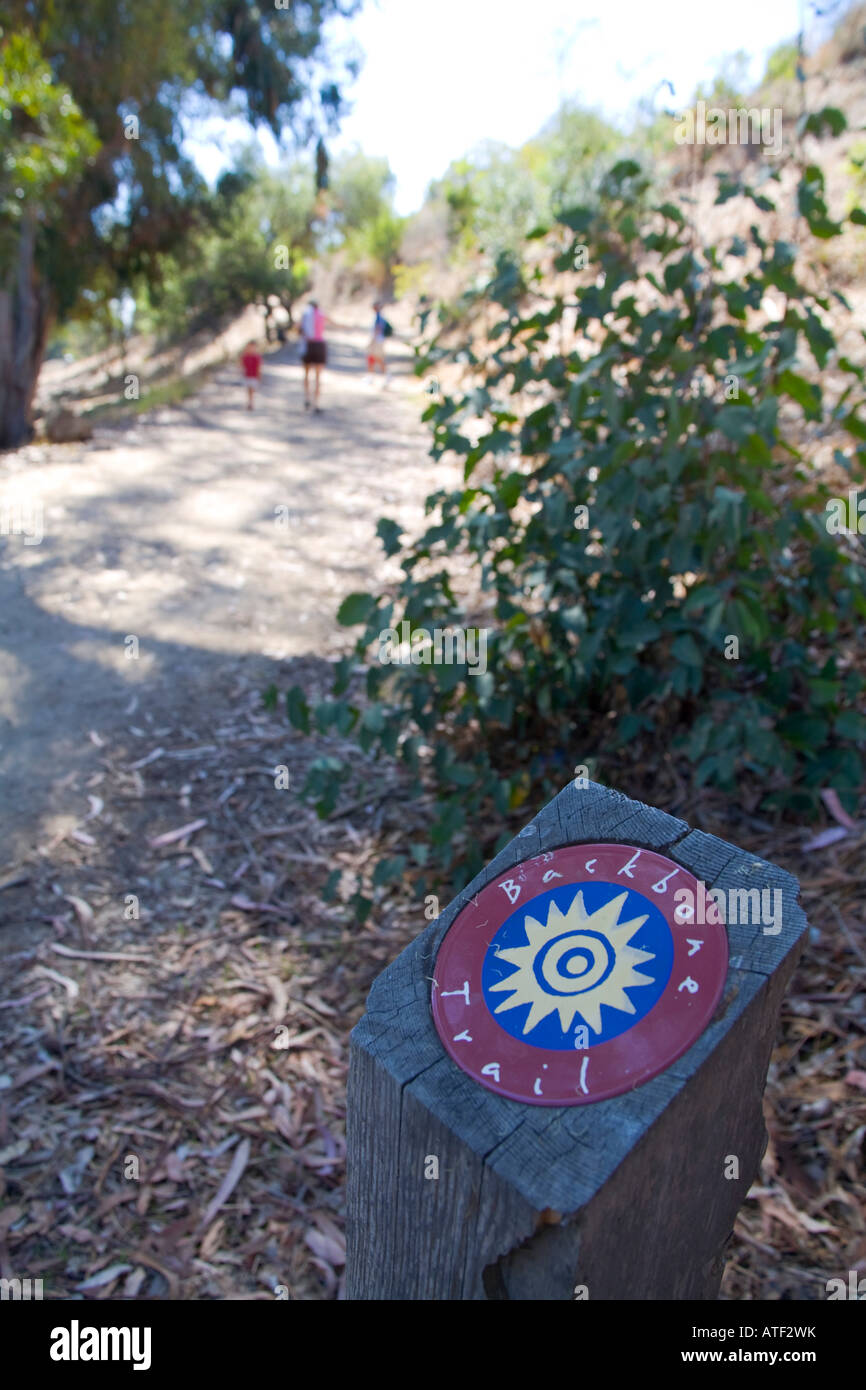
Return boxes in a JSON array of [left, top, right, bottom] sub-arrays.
[[346, 779, 807, 1299]]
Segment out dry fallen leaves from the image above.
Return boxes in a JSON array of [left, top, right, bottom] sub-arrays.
[[0, 653, 861, 1302]]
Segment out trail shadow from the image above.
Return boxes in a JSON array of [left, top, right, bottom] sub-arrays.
[[0, 578, 304, 872]]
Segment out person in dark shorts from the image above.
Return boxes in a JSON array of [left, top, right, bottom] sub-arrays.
[[300, 300, 327, 412]]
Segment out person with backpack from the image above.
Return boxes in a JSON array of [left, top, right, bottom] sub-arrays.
[[300, 299, 327, 413], [367, 301, 393, 385]]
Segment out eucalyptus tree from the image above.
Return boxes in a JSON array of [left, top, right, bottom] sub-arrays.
[[0, 0, 360, 447]]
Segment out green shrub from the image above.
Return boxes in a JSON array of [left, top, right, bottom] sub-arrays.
[[283, 149, 866, 896]]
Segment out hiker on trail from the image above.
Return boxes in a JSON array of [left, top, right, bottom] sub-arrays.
[[300, 299, 327, 413], [367, 301, 392, 386], [240, 341, 262, 411]]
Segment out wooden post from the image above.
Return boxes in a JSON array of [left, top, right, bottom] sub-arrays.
[[345, 780, 807, 1300]]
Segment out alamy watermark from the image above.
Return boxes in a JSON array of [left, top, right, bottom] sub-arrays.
[[50, 1321, 151, 1370], [378, 620, 489, 676], [826, 1270, 865, 1300], [825, 490, 865, 536], [674, 882, 782, 936], [674, 101, 783, 157], [0, 1276, 43, 1300]]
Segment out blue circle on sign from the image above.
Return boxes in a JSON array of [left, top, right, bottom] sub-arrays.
[[481, 881, 674, 1050]]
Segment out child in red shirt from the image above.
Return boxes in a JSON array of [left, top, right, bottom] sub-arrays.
[[240, 342, 262, 410]]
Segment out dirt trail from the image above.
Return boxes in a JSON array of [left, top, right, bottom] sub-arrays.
[[0, 306, 431, 873]]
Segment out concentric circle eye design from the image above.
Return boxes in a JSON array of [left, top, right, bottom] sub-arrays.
[[536, 928, 614, 995], [432, 843, 729, 1106]]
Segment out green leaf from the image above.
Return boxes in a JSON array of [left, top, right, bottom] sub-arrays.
[[801, 107, 847, 139], [606, 159, 642, 185], [776, 369, 821, 420], [372, 855, 407, 887], [498, 472, 524, 509], [777, 713, 829, 749], [376, 518, 403, 557], [671, 633, 703, 667], [844, 410, 866, 442], [742, 433, 772, 467], [286, 686, 310, 734], [835, 711, 866, 741], [350, 893, 373, 925], [322, 869, 342, 902], [556, 205, 593, 233], [618, 713, 643, 740], [337, 592, 378, 626], [718, 408, 754, 443], [807, 679, 838, 706], [360, 703, 386, 736]]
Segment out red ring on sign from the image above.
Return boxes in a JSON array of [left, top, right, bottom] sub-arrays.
[[431, 843, 728, 1106]]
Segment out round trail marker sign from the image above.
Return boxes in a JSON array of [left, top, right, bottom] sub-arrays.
[[431, 843, 729, 1106]]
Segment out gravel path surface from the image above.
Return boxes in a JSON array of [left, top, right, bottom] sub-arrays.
[[0, 307, 431, 870]]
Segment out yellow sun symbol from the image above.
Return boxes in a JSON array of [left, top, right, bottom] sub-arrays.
[[489, 890, 656, 1036]]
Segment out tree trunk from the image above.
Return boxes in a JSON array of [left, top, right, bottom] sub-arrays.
[[0, 217, 52, 451]]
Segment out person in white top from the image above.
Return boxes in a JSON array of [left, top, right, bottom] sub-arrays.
[[300, 300, 327, 413]]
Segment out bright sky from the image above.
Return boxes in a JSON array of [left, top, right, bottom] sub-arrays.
[[190, 0, 809, 213]]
